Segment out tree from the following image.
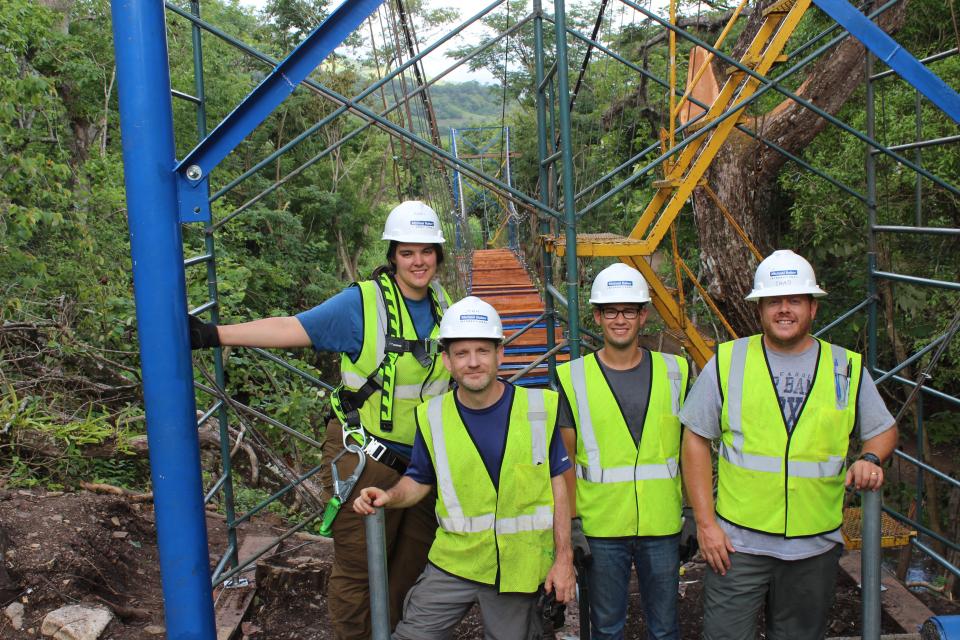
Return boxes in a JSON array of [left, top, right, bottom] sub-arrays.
[[688, 1, 909, 334]]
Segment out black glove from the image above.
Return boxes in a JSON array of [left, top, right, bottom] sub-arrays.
[[571, 516, 592, 566], [679, 506, 699, 563], [188, 314, 220, 349]]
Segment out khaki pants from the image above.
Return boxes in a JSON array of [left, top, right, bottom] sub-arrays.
[[319, 420, 437, 640]]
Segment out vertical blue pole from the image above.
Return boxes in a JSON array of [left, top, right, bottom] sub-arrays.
[[110, 2, 217, 638]]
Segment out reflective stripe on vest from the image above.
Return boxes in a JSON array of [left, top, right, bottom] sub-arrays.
[[569, 354, 683, 483], [421, 387, 557, 592], [559, 351, 687, 537], [428, 388, 553, 530], [716, 335, 862, 536]]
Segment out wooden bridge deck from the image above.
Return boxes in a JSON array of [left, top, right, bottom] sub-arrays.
[[469, 249, 568, 386]]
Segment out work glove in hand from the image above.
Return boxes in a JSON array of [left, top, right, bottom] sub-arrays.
[[188, 314, 220, 349], [571, 516, 592, 566], [678, 506, 699, 563]]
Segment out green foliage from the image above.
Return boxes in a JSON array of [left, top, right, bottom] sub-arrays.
[[0, 387, 146, 489]]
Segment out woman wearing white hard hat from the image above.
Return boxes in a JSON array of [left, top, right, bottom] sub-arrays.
[[188, 200, 452, 640]]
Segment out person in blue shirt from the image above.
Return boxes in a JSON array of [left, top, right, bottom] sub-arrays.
[[189, 201, 452, 640], [354, 297, 576, 640]]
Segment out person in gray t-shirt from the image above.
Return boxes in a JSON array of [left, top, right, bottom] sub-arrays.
[[556, 263, 689, 640], [680, 250, 897, 640]]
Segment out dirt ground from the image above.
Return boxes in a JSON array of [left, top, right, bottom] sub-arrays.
[[1, 489, 958, 639]]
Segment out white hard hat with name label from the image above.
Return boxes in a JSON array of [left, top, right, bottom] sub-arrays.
[[382, 200, 446, 244], [589, 263, 652, 304], [745, 249, 827, 301], [439, 296, 504, 341]]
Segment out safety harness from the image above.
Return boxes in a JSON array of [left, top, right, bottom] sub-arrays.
[[329, 273, 447, 470]]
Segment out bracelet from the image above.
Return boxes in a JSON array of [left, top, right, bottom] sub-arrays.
[[859, 452, 882, 466]]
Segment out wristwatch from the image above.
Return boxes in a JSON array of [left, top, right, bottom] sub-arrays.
[[859, 452, 882, 466]]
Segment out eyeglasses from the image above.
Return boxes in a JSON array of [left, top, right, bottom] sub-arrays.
[[600, 306, 643, 320]]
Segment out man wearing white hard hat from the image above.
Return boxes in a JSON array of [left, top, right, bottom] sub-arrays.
[[189, 201, 452, 639], [555, 263, 688, 640], [354, 296, 576, 639], [680, 250, 897, 640]]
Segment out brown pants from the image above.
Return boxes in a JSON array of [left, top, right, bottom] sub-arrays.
[[319, 420, 437, 640]]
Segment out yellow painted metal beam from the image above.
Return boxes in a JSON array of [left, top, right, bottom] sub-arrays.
[[626, 256, 716, 369]]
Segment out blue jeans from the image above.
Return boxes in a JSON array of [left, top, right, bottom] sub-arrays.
[[585, 534, 680, 640]]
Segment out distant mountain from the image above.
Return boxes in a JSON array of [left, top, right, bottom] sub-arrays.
[[428, 81, 509, 135]]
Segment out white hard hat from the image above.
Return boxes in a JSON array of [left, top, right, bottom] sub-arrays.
[[382, 200, 446, 244], [439, 296, 504, 341], [745, 249, 827, 301], [589, 263, 651, 304]]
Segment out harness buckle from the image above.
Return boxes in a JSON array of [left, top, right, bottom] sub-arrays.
[[384, 336, 406, 353], [342, 423, 367, 450], [363, 438, 389, 462]]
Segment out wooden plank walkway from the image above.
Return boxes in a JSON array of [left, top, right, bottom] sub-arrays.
[[469, 249, 568, 386]]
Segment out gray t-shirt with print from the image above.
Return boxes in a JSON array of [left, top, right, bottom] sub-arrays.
[[679, 340, 895, 560]]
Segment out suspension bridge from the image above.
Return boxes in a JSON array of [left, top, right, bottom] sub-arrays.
[[109, 0, 960, 636]]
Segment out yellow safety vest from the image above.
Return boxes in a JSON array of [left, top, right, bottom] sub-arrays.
[[557, 351, 688, 537], [418, 386, 558, 593], [716, 335, 862, 537], [333, 274, 451, 445]]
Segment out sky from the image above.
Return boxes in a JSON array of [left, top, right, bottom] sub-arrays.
[[235, 0, 674, 85]]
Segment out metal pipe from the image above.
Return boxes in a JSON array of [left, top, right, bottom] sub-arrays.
[[912, 538, 960, 579], [195, 400, 224, 429], [872, 225, 960, 235], [871, 47, 959, 80], [871, 134, 960, 153], [873, 372, 960, 407], [861, 489, 881, 640], [554, 19, 866, 205], [866, 43, 879, 375], [590, 0, 960, 214], [194, 380, 326, 447], [213, 513, 321, 585], [814, 296, 876, 337], [233, 464, 326, 526], [109, 0, 216, 636], [534, 0, 558, 385], [553, 0, 581, 359], [507, 341, 570, 382], [503, 313, 547, 347], [188, 0, 242, 581], [189, 299, 218, 316], [873, 333, 949, 385], [204, 473, 229, 504], [872, 270, 960, 292], [183, 253, 213, 267], [893, 449, 960, 489], [884, 506, 960, 555], [249, 347, 335, 390], [172, 89, 201, 104], [366, 508, 391, 640], [538, 61, 558, 92]]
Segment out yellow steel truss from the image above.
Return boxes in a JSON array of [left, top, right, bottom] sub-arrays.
[[545, 0, 812, 368]]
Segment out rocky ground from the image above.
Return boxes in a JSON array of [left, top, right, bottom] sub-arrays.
[[0, 488, 957, 639]]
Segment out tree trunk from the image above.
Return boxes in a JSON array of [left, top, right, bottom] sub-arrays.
[[691, 1, 909, 336]]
